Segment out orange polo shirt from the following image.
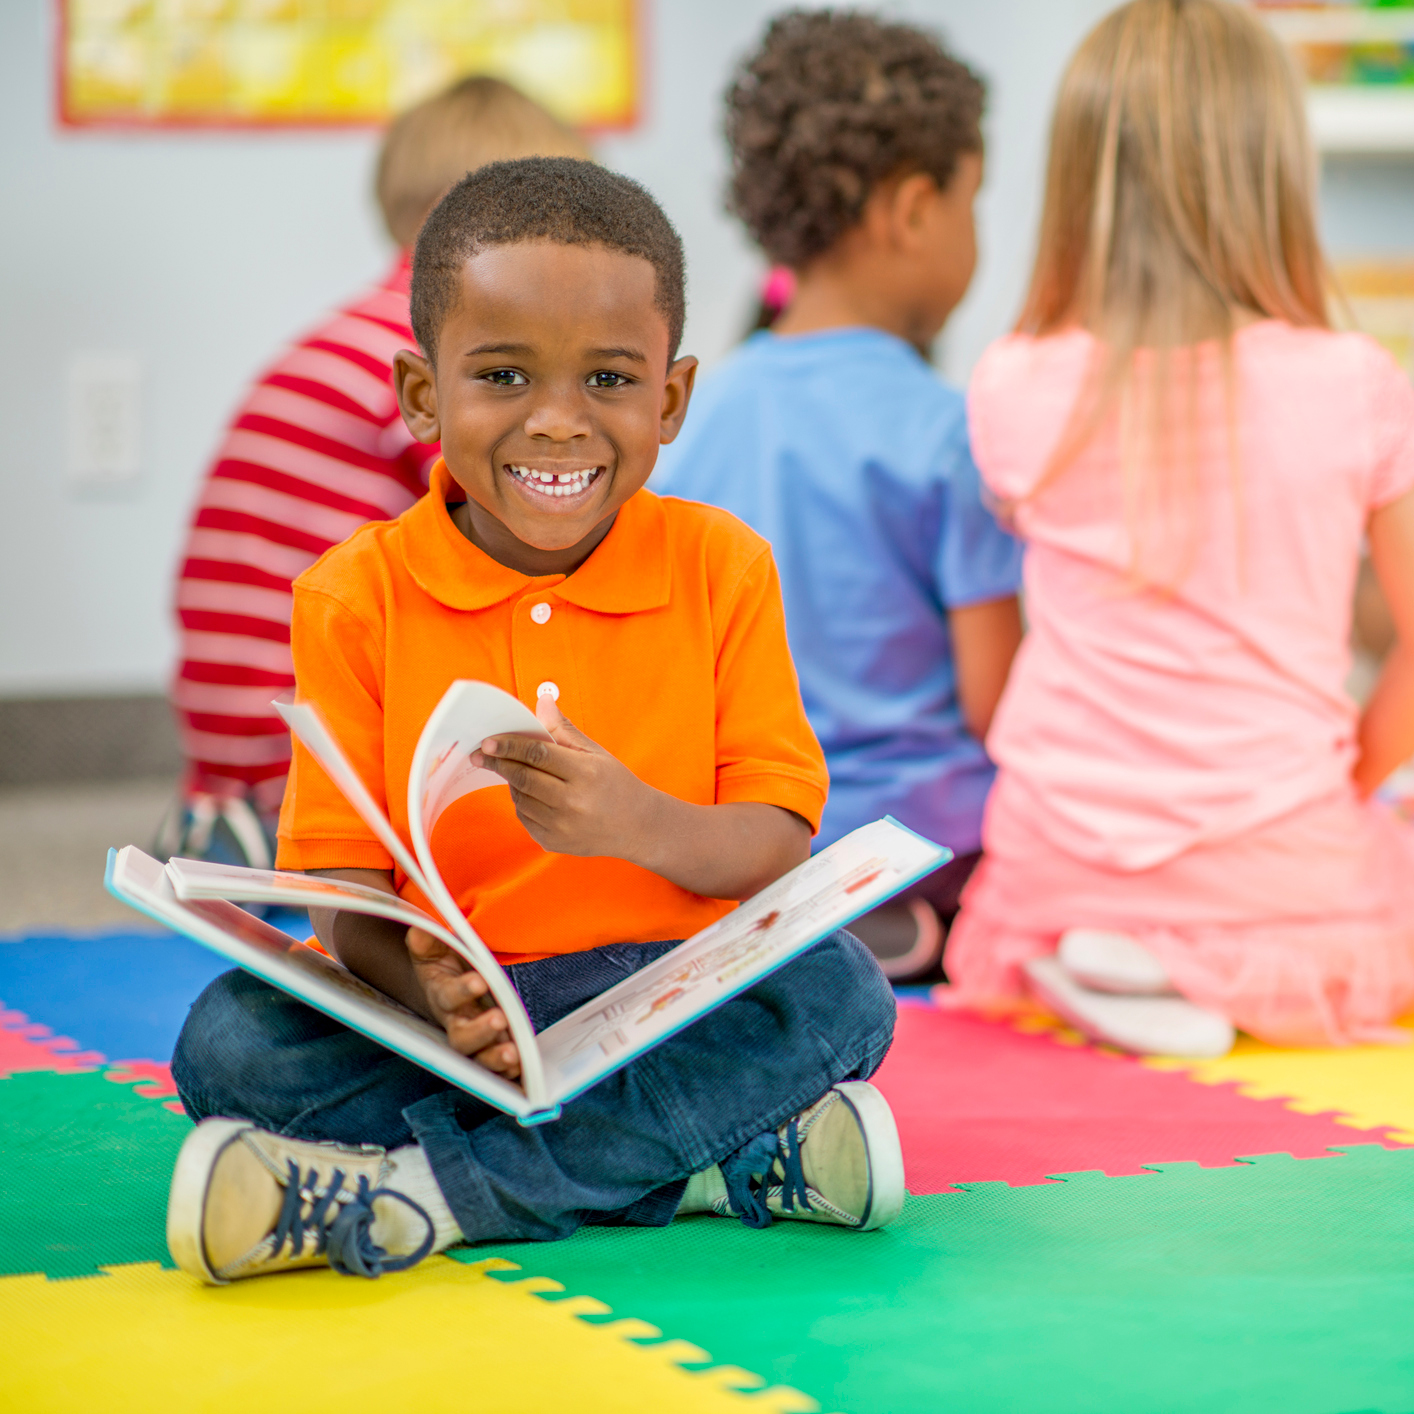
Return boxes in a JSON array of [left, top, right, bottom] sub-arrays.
[[276, 459, 828, 962]]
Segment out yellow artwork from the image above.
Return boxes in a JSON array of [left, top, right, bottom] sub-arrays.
[[59, 0, 639, 130]]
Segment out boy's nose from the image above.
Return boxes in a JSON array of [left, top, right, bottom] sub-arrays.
[[523, 390, 593, 441]]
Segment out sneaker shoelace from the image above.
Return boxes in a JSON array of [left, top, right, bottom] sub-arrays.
[[718, 1118, 813, 1229], [271, 1159, 434, 1279]]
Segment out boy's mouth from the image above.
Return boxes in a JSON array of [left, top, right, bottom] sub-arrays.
[[506, 464, 604, 500]]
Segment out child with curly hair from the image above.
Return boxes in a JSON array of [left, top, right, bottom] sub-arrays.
[[656, 9, 1023, 981]]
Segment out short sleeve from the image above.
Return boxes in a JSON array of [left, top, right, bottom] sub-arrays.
[[1366, 339, 1414, 510], [275, 586, 395, 873], [935, 422, 1024, 609], [712, 548, 830, 832]]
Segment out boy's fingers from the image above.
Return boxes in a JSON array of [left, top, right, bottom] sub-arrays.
[[433, 971, 491, 1013], [535, 696, 600, 753], [445, 1010, 509, 1057], [482, 732, 557, 770], [406, 926, 458, 963], [473, 1040, 521, 1078], [480, 751, 568, 804]]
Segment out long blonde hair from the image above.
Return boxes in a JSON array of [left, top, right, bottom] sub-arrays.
[[1019, 0, 1330, 583]]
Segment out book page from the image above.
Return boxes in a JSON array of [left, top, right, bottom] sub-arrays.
[[536, 818, 948, 1104], [272, 688, 549, 1107], [405, 681, 553, 902], [273, 696, 430, 894], [168, 857, 469, 956], [108, 847, 549, 1122], [402, 681, 556, 1104]]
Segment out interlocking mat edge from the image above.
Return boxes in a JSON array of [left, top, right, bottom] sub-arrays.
[[5, 929, 1414, 1414]]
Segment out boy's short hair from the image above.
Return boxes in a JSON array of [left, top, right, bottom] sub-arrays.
[[376, 76, 592, 250], [410, 157, 687, 362], [725, 9, 985, 268]]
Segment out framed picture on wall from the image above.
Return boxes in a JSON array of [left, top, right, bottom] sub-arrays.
[[55, 0, 640, 132]]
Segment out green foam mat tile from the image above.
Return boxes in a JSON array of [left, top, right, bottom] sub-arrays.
[[460, 1146, 1414, 1414], [1, 1068, 188, 1279]]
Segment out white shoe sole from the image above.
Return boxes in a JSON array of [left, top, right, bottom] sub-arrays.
[[870, 900, 945, 982], [833, 1081, 906, 1230], [1025, 957, 1234, 1058], [167, 1116, 253, 1284], [1058, 928, 1175, 995]]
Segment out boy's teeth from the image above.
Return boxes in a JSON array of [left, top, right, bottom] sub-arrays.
[[510, 465, 598, 497]]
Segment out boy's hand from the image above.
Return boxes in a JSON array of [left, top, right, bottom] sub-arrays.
[[404, 926, 521, 1079], [475, 696, 653, 859]]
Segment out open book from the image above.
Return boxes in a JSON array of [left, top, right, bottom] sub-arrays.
[[106, 681, 948, 1125]]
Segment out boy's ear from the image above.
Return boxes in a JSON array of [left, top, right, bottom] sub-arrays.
[[659, 354, 699, 445], [892, 171, 944, 251], [394, 348, 441, 444]]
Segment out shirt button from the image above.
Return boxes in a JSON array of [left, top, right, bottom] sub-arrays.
[[536, 681, 560, 701], [530, 602, 552, 624]]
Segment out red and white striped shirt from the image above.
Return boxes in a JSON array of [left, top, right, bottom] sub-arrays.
[[172, 257, 437, 818]]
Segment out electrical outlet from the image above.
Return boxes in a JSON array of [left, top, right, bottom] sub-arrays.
[[67, 353, 142, 488]]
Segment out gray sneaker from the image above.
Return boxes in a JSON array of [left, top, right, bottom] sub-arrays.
[[167, 1118, 435, 1284], [679, 1082, 905, 1231]]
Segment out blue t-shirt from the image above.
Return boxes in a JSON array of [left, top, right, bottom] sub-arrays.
[[654, 328, 1022, 854]]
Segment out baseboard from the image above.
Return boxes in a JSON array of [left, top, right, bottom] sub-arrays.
[[0, 694, 181, 786]]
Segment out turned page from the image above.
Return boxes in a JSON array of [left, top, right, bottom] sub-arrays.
[[109, 846, 539, 1118], [272, 683, 554, 1106], [535, 818, 949, 1104]]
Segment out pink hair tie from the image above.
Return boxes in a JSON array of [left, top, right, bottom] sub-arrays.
[[760, 265, 796, 315]]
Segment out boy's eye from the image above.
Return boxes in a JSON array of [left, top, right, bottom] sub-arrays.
[[482, 369, 527, 387], [588, 371, 632, 389]]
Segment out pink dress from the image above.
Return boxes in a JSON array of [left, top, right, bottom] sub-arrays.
[[946, 322, 1414, 1045]]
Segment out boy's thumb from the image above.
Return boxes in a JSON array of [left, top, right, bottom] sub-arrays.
[[535, 693, 597, 750]]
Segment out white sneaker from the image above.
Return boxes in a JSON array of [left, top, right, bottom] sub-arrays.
[[848, 899, 944, 981], [678, 1081, 905, 1231], [1025, 956, 1234, 1058], [167, 1118, 440, 1284], [1058, 928, 1175, 995]]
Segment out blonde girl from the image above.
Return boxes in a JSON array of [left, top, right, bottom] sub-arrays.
[[944, 0, 1414, 1053]]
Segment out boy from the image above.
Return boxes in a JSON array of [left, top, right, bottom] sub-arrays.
[[165, 158, 902, 1284], [656, 12, 1024, 981], [164, 77, 589, 868]]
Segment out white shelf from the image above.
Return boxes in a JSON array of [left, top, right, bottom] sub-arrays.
[[1263, 8, 1414, 44], [1307, 85, 1414, 151]]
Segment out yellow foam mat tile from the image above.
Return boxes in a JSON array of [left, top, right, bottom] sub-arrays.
[[1006, 1002, 1414, 1143], [0, 1256, 817, 1414], [1146, 1020, 1414, 1144]]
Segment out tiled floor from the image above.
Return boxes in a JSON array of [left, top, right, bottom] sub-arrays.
[[0, 777, 176, 932]]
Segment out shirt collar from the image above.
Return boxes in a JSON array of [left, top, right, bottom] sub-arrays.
[[401, 459, 671, 614]]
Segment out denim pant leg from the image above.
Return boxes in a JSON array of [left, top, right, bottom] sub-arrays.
[[172, 967, 456, 1147], [406, 929, 896, 1244], [170, 940, 694, 1143], [172, 930, 896, 1247]]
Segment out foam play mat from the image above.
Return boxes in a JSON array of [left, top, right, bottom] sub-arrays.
[[4, 929, 1414, 1413]]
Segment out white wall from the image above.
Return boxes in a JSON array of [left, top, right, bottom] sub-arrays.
[[2, 0, 1409, 697]]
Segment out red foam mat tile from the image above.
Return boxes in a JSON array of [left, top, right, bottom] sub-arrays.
[[874, 1003, 1403, 1193], [0, 1008, 104, 1078]]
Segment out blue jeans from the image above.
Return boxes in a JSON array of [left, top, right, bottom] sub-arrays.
[[171, 931, 896, 1245]]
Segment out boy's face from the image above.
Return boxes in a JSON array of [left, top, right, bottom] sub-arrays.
[[395, 241, 696, 575], [919, 151, 983, 334], [894, 151, 983, 352]]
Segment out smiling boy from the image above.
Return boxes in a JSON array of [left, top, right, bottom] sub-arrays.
[[164, 158, 903, 1284]]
